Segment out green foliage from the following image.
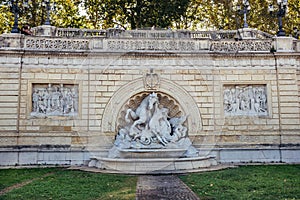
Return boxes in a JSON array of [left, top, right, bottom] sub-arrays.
[[83, 0, 190, 29], [83, 0, 115, 29], [0, 0, 299, 35], [0, 0, 91, 33], [51, 0, 89, 28], [0, 168, 136, 200], [0, 4, 13, 33], [180, 165, 300, 200]]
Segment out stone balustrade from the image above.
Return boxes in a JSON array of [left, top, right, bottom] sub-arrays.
[[0, 25, 298, 53]]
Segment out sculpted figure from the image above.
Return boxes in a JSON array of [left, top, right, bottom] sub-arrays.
[[169, 116, 187, 142], [31, 84, 78, 116], [148, 106, 170, 145], [38, 99, 46, 114], [51, 87, 61, 110], [108, 92, 199, 159], [224, 85, 268, 116], [117, 92, 190, 148], [32, 89, 39, 112], [125, 93, 159, 138], [71, 87, 78, 113]]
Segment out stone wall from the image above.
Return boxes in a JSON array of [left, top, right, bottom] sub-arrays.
[[0, 28, 299, 166]]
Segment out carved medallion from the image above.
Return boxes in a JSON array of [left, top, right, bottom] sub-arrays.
[[144, 68, 160, 91]]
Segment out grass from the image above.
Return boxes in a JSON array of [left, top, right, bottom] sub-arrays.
[[0, 168, 137, 200], [0, 167, 58, 191], [180, 165, 300, 200], [0, 165, 299, 200]]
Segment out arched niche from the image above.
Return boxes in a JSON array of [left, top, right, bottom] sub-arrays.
[[101, 78, 202, 135]]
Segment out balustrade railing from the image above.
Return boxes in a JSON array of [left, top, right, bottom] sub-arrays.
[[29, 26, 274, 40], [191, 30, 238, 40], [56, 28, 106, 38], [2, 25, 299, 52]]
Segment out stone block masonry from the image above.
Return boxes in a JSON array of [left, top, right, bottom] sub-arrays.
[[0, 28, 299, 166]]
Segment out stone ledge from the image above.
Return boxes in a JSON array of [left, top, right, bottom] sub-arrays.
[[88, 156, 217, 174]]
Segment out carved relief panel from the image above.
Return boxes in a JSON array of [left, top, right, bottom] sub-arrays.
[[31, 83, 79, 117], [223, 85, 268, 116]]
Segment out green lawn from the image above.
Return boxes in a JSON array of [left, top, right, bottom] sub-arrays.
[[180, 165, 300, 200], [0, 168, 137, 200], [0, 165, 299, 200], [0, 168, 58, 191]]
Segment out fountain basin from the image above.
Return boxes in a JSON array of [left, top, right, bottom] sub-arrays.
[[88, 155, 217, 174], [116, 148, 188, 158]]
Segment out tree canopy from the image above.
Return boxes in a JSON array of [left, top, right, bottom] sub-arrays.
[[0, 0, 299, 36]]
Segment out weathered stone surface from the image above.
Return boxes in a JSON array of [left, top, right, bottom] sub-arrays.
[[0, 27, 299, 167]]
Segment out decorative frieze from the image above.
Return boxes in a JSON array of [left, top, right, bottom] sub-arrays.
[[106, 39, 196, 51], [25, 38, 89, 50], [211, 40, 273, 52], [31, 83, 79, 117], [223, 85, 268, 116]]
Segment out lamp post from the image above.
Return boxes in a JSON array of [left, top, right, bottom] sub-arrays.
[[10, 0, 20, 33], [5, 0, 30, 33], [293, 27, 299, 39], [237, 0, 251, 28], [43, 0, 51, 25], [269, 0, 288, 37]]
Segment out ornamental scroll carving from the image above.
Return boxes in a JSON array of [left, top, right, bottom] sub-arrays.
[[31, 83, 79, 117], [223, 85, 268, 116], [107, 39, 196, 51], [25, 38, 89, 50], [211, 40, 272, 52]]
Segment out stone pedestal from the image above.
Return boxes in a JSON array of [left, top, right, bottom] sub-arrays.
[[0, 33, 24, 48], [238, 28, 257, 40], [32, 25, 56, 36], [274, 36, 295, 52]]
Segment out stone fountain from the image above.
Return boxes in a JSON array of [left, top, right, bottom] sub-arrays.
[[88, 92, 217, 174]]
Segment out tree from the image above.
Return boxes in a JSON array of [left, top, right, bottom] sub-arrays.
[[0, 0, 299, 36], [0, 2, 13, 33], [0, 0, 90, 34], [284, 0, 300, 36], [83, 0, 116, 29], [91, 0, 191, 29], [51, 0, 88, 28]]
